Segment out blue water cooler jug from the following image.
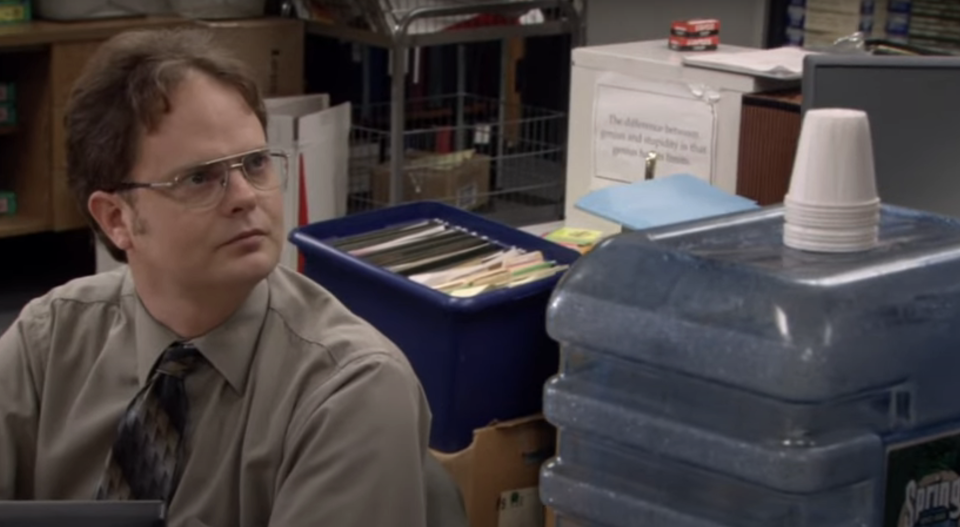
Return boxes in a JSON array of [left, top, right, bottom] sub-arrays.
[[541, 204, 960, 527]]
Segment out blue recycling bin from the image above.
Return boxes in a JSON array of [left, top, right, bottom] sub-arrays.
[[290, 201, 580, 452]]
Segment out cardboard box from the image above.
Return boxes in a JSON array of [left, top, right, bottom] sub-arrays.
[[668, 35, 720, 51], [434, 416, 556, 527], [544, 507, 556, 527], [671, 18, 721, 37], [0, 0, 29, 24], [201, 18, 305, 98], [371, 151, 491, 209], [266, 94, 351, 271]]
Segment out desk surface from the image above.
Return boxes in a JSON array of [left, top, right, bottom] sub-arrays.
[[0, 16, 189, 48]]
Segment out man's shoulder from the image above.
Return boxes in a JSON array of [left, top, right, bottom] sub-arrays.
[[21, 268, 127, 320], [262, 267, 431, 447], [265, 266, 404, 365], [5, 268, 127, 364]]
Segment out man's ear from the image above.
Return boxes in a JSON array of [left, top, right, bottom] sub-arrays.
[[88, 191, 134, 252]]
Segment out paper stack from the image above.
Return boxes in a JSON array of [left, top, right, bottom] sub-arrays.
[[326, 219, 569, 298], [545, 227, 604, 254]]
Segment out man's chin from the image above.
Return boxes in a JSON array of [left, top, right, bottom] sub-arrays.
[[225, 249, 280, 282]]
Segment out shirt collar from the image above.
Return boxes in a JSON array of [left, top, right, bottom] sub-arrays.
[[127, 270, 269, 393]]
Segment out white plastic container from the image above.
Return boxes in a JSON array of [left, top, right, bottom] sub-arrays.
[[34, 0, 170, 20], [563, 40, 798, 236]]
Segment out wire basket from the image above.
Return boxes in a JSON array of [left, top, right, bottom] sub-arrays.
[[349, 93, 567, 227], [299, 0, 560, 36]]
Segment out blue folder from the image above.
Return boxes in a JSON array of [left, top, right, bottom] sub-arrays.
[[576, 174, 760, 231]]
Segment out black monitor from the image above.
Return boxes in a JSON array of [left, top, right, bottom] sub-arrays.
[[0, 501, 164, 527], [802, 54, 960, 218]]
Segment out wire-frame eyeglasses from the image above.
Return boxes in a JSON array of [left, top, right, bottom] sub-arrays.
[[111, 148, 290, 209]]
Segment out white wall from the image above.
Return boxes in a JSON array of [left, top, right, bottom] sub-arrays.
[[584, 0, 770, 48]]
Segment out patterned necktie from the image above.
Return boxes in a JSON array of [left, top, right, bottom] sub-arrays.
[[96, 342, 206, 504]]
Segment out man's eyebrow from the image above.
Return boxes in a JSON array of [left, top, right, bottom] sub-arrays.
[[169, 155, 228, 176], [158, 159, 217, 184], [163, 147, 272, 179]]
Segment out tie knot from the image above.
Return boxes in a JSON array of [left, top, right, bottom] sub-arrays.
[[156, 343, 205, 378]]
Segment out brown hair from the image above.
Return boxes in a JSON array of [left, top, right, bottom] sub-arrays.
[[65, 28, 268, 263]]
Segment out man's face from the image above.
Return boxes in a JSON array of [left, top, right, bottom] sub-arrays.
[[119, 72, 284, 290]]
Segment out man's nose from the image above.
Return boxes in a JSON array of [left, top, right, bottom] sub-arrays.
[[221, 167, 258, 212]]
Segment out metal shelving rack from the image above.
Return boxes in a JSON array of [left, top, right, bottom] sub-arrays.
[[299, 0, 583, 213]]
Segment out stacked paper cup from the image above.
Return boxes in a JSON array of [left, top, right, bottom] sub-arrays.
[[783, 108, 880, 253]]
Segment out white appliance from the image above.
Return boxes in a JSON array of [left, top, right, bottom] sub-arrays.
[[564, 39, 796, 234]]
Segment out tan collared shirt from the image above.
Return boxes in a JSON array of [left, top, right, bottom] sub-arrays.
[[0, 265, 432, 527]]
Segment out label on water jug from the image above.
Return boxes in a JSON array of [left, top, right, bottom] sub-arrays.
[[884, 429, 960, 527]]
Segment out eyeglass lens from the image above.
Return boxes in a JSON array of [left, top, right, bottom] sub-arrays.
[[173, 151, 287, 207]]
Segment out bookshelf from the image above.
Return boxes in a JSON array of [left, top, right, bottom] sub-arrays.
[[0, 215, 48, 238], [0, 16, 188, 240], [771, 0, 960, 53]]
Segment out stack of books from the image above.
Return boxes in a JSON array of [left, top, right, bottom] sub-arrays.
[[887, 0, 960, 54], [785, 0, 887, 48]]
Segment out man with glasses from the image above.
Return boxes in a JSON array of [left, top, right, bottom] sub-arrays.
[[0, 28, 432, 527]]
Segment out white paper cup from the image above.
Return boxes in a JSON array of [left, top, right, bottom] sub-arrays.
[[785, 206, 880, 229], [785, 237, 878, 253], [785, 223, 877, 240], [785, 195, 880, 211], [787, 109, 878, 206], [785, 202, 879, 218], [786, 215, 879, 231], [784, 236, 879, 253], [784, 223, 878, 252]]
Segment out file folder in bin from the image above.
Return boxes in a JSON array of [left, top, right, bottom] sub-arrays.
[[290, 201, 580, 452]]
